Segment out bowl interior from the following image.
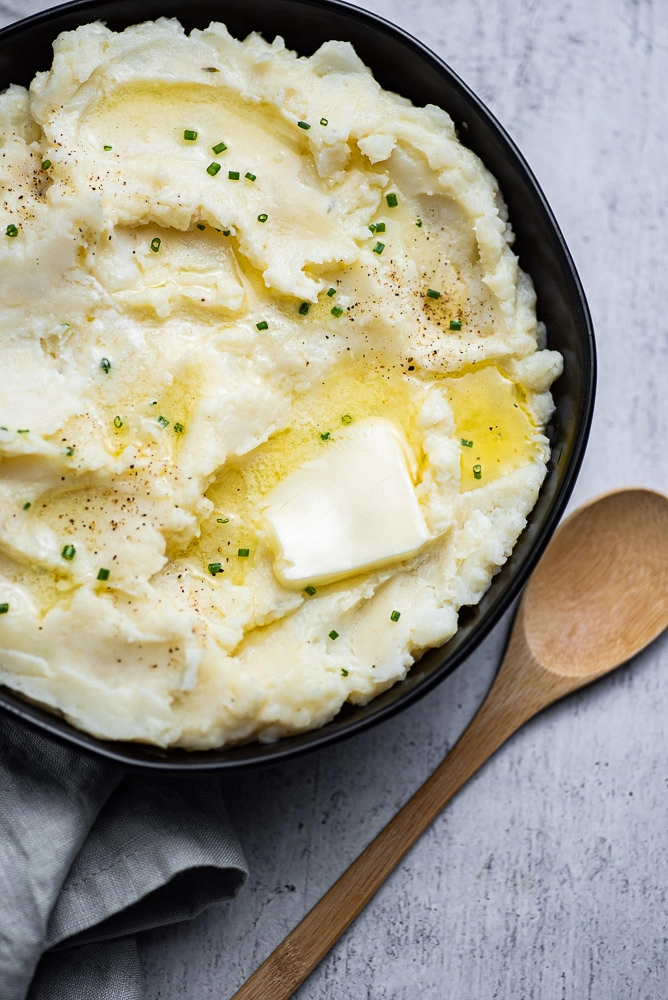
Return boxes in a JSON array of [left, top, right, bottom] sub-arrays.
[[0, 0, 595, 770]]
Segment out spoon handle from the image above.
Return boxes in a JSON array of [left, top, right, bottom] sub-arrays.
[[230, 623, 548, 1000]]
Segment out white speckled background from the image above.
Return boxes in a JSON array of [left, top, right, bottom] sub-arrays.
[[2, 0, 667, 996]]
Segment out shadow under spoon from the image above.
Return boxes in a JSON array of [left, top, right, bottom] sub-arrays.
[[231, 487, 668, 1000]]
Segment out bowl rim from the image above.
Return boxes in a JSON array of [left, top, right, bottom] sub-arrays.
[[0, 0, 596, 771]]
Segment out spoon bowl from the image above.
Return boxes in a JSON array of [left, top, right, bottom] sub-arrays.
[[231, 488, 668, 1000], [524, 488, 668, 679]]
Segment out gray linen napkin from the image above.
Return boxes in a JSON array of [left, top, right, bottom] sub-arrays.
[[0, 712, 248, 1000]]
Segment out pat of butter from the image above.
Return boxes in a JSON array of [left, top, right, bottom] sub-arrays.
[[262, 418, 430, 588]]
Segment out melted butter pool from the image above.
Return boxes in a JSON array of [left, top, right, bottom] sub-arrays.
[[87, 81, 306, 160], [191, 360, 537, 585], [445, 365, 538, 490]]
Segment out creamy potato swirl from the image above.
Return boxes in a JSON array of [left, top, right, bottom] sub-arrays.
[[0, 20, 562, 748]]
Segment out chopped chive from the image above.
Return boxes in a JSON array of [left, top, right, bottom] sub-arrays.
[[97, 568, 110, 581], [298, 302, 310, 315], [61, 544, 76, 561], [329, 630, 339, 640], [426, 288, 441, 299], [368, 224, 376, 233], [100, 357, 111, 374], [372, 242, 385, 255], [22, 502, 31, 510], [320, 117, 328, 126], [257, 213, 268, 223], [113, 416, 123, 428], [320, 432, 331, 440], [228, 170, 240, 180], [212, 141, 227, 154], [390, 610, 401, 622], [222, 230, 231, 237], [297, 121, 311, 130], [256, 320, 269, 331], [17, 429, 29, 434], [208, 562, 223, 576], [416, 218, 423, 227], [173, 422, 184, 434], [341, 668, 349, 676], [216, 517, 229, 524], [304, 585, 317, 596], [103, 145, 112, 151], [196, 223, 206, 231], [341, 414, 352, 425], [461, 438, 473, 448], [245, 172, 257, 182], [326, 287, 337, 297], [65, 445, 74, 456], [473, 464, 482, 479], [238, 548, 250, 558], [449, 319, 462, 330], [150, 237, 161, 253], [183, 129, 198, 141], [0, 603, 8, 614], [157, 415, 169, 428], [42, 159, 51, 170], [207, 162, 222, 176], [386, 193, 398, 207], [374, 222, 386, 233], [6, 225, 18, 238], [331, 305, 343, 317]]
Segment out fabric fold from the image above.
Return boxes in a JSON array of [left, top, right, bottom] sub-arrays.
[[0, 714, 123, 999], [0, 713, 248, 1000], [28, 938, 144, 1000]]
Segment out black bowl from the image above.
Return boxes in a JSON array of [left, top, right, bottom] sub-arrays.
[[0, 0, 595, 770]]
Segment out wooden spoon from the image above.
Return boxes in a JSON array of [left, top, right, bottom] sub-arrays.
[[231, 488, 668, 1000]]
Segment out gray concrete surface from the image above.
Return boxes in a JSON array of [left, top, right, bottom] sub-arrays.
[[2, 0, 666, 996]]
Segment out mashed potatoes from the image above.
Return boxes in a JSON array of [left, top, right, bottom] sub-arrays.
[[0, 19, 562, 749]]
